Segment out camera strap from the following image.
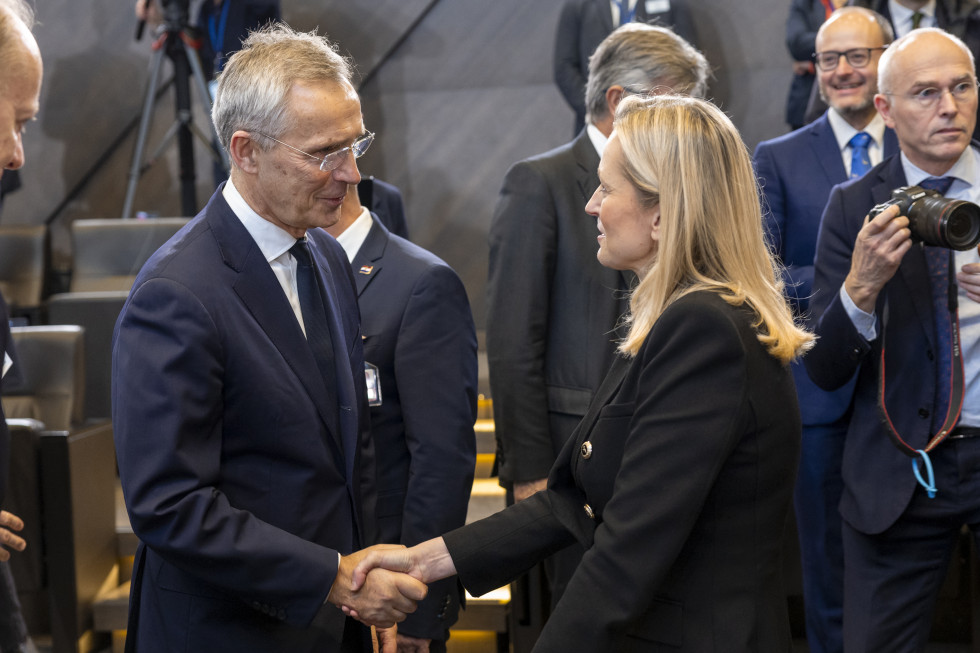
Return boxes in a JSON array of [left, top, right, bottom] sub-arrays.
[[877, 249, 965, 498]]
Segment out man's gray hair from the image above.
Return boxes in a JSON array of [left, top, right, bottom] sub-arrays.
[[212, 23, 354, 154], [0, 0, 33, 29], [585, 23, 709, 125]]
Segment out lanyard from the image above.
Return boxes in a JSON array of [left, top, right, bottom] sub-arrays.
[[877, 250, 965, 498], [208, 0, 232, 72], [618, 0, 637, 25]]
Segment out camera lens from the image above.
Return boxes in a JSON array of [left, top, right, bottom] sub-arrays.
[[938, 201, 980, 250], [908, 197, 980, 250]]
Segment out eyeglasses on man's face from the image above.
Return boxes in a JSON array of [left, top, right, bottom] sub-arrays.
[[256, 131, 375, 171], [812, 47, 887, 71], [882, 79, 980, 109]]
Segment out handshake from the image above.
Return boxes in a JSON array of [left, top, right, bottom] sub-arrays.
[[326, 537, 457, 628]]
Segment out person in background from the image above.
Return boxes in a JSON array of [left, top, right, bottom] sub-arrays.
[[807, 28, 980, 650], [553, 0, 697, 134], [753, 8, 896, 652], [785, 0, 845, 130], [316, 186, 477, 653], [487, 23, 709, 626]]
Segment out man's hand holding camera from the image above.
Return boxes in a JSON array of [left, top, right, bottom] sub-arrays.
[[846, 203, 912, 312], [957, 258, 980, 303]]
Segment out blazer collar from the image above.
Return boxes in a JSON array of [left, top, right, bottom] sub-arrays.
[[349, 214, 389, 296], [205, 190, 345, 453]]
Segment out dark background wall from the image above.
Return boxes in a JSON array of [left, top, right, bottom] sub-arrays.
[[7, 0, 792, 327]]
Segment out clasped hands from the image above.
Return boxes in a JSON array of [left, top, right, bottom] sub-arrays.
[[330, 538, 456, 626]]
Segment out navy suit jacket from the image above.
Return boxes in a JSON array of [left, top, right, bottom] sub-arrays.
[[112, 188, 373, 652], [312, 216, 477, 640], [357, 177, 409, 240], [753, 113, 898, 425], [806, 153, 957, 534]]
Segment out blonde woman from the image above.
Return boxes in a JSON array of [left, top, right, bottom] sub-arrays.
[[348, 94, 812, 652]]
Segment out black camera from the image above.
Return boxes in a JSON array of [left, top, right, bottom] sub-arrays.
[[868, 186, 980, 250]]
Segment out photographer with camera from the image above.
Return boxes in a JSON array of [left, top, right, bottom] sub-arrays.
[[807, 26, 980, 651]]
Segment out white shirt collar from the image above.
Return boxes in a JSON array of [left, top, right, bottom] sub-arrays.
[[334, 207, 374, 263], [889, 0, 936, 34], [899, 144, 980, 194], [586, 123, 609, 157], [827, 109, 887, 154], [222, 177, 298, 262]]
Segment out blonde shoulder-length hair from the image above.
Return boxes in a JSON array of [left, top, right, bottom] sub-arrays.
[[614, 94, 813, 363]]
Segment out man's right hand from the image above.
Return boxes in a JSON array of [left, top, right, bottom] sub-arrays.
[[328, 545, 428, 628], [0, 511, 26, 561], [844, 203, 912, 313], [513, 478, 547, 502]]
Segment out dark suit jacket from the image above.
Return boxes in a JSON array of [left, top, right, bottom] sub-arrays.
[[196, 0, 281, 78], [112, 188, 372, 652], [357, 177, 409, 240], [753, 113, 898, 425], [784, 0, 824, 128], [806, 153, 956, 534], [0, 293, 10, 506], [486, 129, 630, 485], [553, 0, 697, 132], [448, 291, 800, 652], [312, 216, 477, 641]]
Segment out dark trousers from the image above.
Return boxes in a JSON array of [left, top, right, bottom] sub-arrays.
[[843, 437, 980, 652], [795, 420, 847, 653]]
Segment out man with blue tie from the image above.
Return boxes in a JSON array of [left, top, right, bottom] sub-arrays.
[[807, 27, 980, 650], [753, 8, 896, 653], [112, 24, 426, 653]]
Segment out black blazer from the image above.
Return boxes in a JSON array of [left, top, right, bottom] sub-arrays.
[[448, 291, 801, 652], [313, 216, 477, 640], [486, 129, 631, 485]]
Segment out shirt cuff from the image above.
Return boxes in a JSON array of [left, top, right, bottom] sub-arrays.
[[840, 285, 877, 340]]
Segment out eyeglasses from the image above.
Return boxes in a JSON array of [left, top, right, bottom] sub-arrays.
[[255, 131, 375, 171], [812, 47, 887, 71], [882, 80, 980, 109]]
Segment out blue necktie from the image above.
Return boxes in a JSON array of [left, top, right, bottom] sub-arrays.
[[848, 132, 872, 179], [618, 0, 635, 25], [917, 176, 956, 431], [290, 239, 338, 405]]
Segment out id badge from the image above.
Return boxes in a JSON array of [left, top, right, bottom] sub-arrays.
[[365, 362, 382, 406], [646, 0, 671, 13]]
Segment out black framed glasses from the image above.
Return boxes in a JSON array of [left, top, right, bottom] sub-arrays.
[[256, 131, 375, 171], [812, 47, 887, 71]]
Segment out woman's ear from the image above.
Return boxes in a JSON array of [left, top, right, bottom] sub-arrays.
[[649, 203, 662, 242]]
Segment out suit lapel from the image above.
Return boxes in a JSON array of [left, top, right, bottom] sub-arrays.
[[349, 216, 389, 297], [810, 114, 848, 186], [207, 195, 344, 453]]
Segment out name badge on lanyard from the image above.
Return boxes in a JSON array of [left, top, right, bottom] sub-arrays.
[[365, 362, 382, 407], [645, 0, 671, 13]]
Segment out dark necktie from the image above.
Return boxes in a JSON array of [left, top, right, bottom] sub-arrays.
[[618, 0, 635, 25], [848, 132, 872, 179], [290, 239, 337, 404], [911, 11, 924, 30], [917, 176, 956, 430]]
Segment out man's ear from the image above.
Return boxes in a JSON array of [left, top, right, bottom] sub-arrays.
[[606, 85, 627, 116], [874, 93, 895, 129], [229, 130, 259, 173]]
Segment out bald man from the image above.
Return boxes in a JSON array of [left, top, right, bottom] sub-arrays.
[[807, 28, 980, 650]]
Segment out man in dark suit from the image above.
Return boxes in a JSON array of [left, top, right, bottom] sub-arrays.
[[112, 24, 425, 653], [487, 22, 709, 611], [753, 8, 895, 652], [807, 28, 980, 650], [553, 0, 697, 134], [0, 0, 37, 560], [318, 186, 477, 653], [357, 176, 409, 240]]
